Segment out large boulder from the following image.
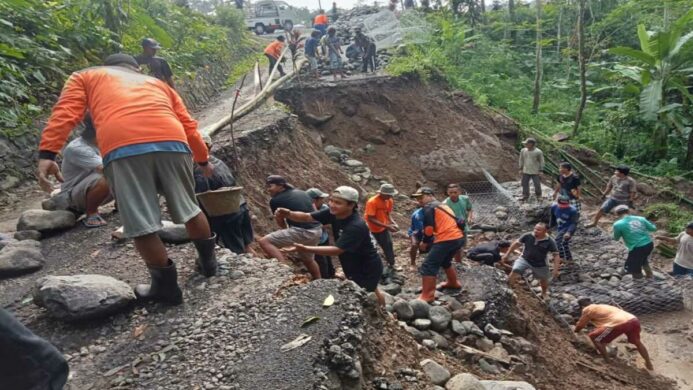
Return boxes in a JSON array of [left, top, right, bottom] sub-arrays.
[[157, 221, 190, 244], [446, 373, 484, 390], [420, 359, 451, 386], [393, 300, 414, 321], [33, 275, 136, 321], [0, 240, 44, 278], [16, 209, 76, 233]]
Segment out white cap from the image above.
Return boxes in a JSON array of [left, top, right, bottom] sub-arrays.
[[613, 204, 630, 214], [331, 186, 359, 203]]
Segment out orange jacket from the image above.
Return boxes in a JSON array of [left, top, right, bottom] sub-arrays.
[[39, 66, 208, 163], [365, 194, 393, 233], [264, 41, 284, 59], [314, 14, 328, 25], [423, 202, 464, 243]]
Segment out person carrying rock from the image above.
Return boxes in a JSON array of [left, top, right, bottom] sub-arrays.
[[135, 38, 175, 89], [549, 195, 578, 265], [0, 308, 69, 390], [612, 205, 657, 279], [275, 186, 385, 305], [307, 187, 335, 278], [259, 175, 323, 279], [304, 30, 321, 79], [467, 240, 511, 268], [407, 203, 425, 271], [193, 134, 255, 255], [412, 187, 464, 302], [552, 162, 582, 215], [518, 137, 545, 201], [264, 35, 286, 78], [444, 183, 473, 262], [587, 165, 637, 228], [52, 114, 112, 228], [656, 222, 693, 276], [354, 27, 376, 73], [574, 301, 653, 370], [365, 183, 399, 272], [37, 53, 216, 305], [503, 223, 560, 300]]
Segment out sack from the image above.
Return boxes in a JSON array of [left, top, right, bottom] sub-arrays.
[[436, 206, 466, 232]]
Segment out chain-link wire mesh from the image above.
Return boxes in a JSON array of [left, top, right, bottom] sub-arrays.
[[459, 169, 523, 229], [360, 10, 430, 49]]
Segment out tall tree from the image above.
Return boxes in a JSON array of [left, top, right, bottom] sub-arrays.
[[507, 0, 516, 41], [572, 0, 588, 137], [532, 0, 543, 113]]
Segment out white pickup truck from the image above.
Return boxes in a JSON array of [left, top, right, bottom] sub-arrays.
[[245, 0, 301, 35]]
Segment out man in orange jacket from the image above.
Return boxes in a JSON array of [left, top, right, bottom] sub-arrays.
[[264, 35, 286, 77], [412, 187, 464, 302], [313, 9, 329, 37], [37, 53, 217, 305]]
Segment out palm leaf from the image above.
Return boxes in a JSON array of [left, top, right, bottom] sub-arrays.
[[637, 24, 652, 55], [670, 30, 693, 59], [639, 78, 662, 121], [609, 46, 655, 67]]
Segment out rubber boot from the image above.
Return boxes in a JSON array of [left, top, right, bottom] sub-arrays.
[[418, 276, 437, 303], [193, 234, 218, 277], [438, 266, 462, 290], [135, 260, 183, 305]]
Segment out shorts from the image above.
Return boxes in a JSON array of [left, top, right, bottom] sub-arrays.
[[589, 318, 641, 345], [673, 262, 693, 276], [511, 257, 550, 281], [307, 56, 318, 70], [68, 172, 113, 213], [329, 52, 342, 69], [420, 238, 464, 276], [265, 226, 321, 262], [601, 197, 628, 213], [625, 242, 653, 278], [104, 152, 201, 238], [208, 203, 254, 254], [348, 260, 383, 292]]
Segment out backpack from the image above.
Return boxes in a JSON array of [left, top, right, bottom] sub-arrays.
[[436, 206, 466, 232]]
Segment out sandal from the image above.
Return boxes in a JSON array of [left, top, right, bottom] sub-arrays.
[[83, 215, 107, 228]]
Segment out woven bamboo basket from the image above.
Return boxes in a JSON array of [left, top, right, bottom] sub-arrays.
[[196, 186, 244, 217]]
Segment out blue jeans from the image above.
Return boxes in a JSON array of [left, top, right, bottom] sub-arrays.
[[672, 263, 693, 276]]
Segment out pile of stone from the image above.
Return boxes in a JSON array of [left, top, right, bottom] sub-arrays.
[[324, 144, 377, 185]]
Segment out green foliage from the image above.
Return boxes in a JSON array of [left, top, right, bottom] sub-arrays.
[[644, 202, 693, 233]]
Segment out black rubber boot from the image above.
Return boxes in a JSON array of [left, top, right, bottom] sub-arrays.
[[193, 234, 218, 277], [135, 260, 183, 305]]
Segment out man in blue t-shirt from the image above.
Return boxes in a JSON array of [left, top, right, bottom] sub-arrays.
[[304, 30, 320, 79], [407, 206, 424, 271], [612, 205, 657, 279], [549, 195, 578, 263]]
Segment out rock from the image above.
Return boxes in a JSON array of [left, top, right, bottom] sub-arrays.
[[471, 301, 486, 318], [381, 283, 401, 296], [488, 345, 510, 361], [14, 230, 42, 241], [636, 182, 657, 196], [344, 159, 364, 168], [409, 299, 431, 319], [302, 113, 334, 126], [551, 133, 570, 142], [157, 221, 190, 244], [0, 238, 17, 250], [404, 325, 426, 341], [413, 319, 432, 330], [451, 320, 468, 336], [478, 358, 500, 374], [324, 145, 344, 159], [429, 306, 452, 332], [480, 381, 536, 390], [33, 275, 136, 321], [484, 323, 503, 342], [429, 330, 449, 349], [0, 241, 44, 278], [422, 339, 437, 349], [476, 337, 494, 352], [445, 373, 484, 390], [420, 359, 450, 385], [393, 300, 414, 321], [463, 321, 484, 337], [16, 209, 76, 233], [452, 308, 471, 321]]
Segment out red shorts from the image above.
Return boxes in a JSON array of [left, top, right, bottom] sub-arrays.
[[589, 318, 641, 345]]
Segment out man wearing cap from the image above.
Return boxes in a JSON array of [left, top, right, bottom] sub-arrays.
[[275, 186, 385, 305], [612, 205, 657, 279], [587, 165, 637, 228], [135, 38, 175, 89], [549, 195, 579, 265], [264, 36, 287, 77], [412, 187, 464, 302], [656, 222, 693, 276], [518, 137, 545, 201], [193, 134, 254, 255], [259, 176, 322, 279], [503, 223, 560, 300], [307, 187, 335, 278], [365, 183, 399, 271], [37, 53, 217, 305]]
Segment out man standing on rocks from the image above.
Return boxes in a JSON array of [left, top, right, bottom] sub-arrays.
[[407, 203, 425, 271], [549, 196, 578, 265], [503, 223, 560, 300], [313, 9, 329, 37], [324, 27, 346, 81], [612, 205, 657, 279], [444, 183, 473, 262], [365, 183, 399, 272], [656, 222, 693, 276], [135, 38, 175, 89], [574, 301, 653, 370], [275, 186, 385, 305], [264, 35, 286, 77], [354, 27, 376, 73], [304, 30, 321, 79], [412, 187, 464, 302], [37, 53, 217, 305], [518, 137, 545, 201], [552, 162, 582, 215], [259, 175, 323, 279], [307, 187, 335, 278], [587, 165, 637, 228]]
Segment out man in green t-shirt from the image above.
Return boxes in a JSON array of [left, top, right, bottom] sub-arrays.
[[444, 183, 473, 262], [612, 205, 657, 279]]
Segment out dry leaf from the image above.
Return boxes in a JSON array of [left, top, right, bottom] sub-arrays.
[[301, 316, 320, 327], [133, 324, 148, 338]]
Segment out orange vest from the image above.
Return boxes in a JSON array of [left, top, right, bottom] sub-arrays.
[[264, 40, 284, 59], [314, 14, 328, 25]]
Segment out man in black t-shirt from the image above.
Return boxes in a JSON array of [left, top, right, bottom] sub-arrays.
[[135, 38, 175, 89], [552, 162, 582, 215], [275, 186, 385, 305], [467, 240, 511, 267], [259, 175, 323, 279]]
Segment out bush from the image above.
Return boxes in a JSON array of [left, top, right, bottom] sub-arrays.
[[644, 203, 693, 234]]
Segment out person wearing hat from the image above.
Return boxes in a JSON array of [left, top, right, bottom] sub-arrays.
[[518, 137, 545, 201], [264, 35, 287, 77], [307, 187, 335, 278], [37, 53, 217, 305], [412, 187, 464, 302], [259, 176, 323, 279], [365, 183, 399, 271], [135, 38, 175, 89], [587, 165, 637, 228], [656, 222, 693, 276], [612, 205, 657, 279], [193, 134, 255, 255], [549, 195, 579, 265], [275, 186, 385, 304]]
